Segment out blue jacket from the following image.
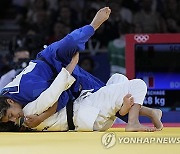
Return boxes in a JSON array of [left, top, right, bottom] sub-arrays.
[[1, 25, 105, 111]]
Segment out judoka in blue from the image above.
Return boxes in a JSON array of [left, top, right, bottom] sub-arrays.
[[1, 25, 105, 111]]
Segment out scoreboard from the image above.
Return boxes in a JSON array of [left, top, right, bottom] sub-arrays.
[[125, 34, 180, 108]]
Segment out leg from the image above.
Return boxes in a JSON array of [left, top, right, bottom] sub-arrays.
[[124, 79, 156, 132], [139, 106, 163, 131], [125, 104, 156, 132], [118, 95, 163, 130]]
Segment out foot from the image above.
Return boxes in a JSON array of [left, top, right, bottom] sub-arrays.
[[151, 109, 163, 131], [119, 94, 134, 116], [90, 7, 111, 30], [125, 123, 156, 132]]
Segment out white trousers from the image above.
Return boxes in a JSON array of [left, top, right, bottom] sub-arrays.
[[73, 74, 147, 131]]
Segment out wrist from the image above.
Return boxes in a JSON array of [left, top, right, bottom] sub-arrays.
[[37, 114, 45, 123]]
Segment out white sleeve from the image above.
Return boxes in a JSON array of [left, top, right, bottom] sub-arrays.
[[23, 68, 75, 116]]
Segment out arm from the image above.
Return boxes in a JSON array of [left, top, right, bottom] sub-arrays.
[[23, 53, 79, 116], [23, 68, 75, 115], [24, 102, 58, 128], [22, 53, 79, 127], [65, 52, 79, 74], [37, 7, 111, 64], [119, 94, 134, 116]]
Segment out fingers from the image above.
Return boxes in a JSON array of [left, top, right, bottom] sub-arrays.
[[130, 97, 134, 106], [24, 118, 35, 128], [124, 94, 134, 106]]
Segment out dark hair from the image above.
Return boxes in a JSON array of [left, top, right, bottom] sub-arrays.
[[0, 121, 20, 132], [0, 121, 33, 132], [0, 96, 10, 121]]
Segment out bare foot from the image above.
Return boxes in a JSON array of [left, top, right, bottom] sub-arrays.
[[151, 109, 163, 131], [119, 94, 134, 116], [90, 7, 111, 30], [125, 123, 156, 132]]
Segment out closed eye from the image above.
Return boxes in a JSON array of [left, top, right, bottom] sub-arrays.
[[8, 113, 13, 121]]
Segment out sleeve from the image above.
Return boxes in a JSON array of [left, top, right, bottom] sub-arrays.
[[23, 68, 76, 116], [37, 25, 95, 64]]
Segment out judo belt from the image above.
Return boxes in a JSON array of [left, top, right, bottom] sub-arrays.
[[66, 99, 75, 130]]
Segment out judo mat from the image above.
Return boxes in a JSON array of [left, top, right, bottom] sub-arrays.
[[0, 125, 180, 154]]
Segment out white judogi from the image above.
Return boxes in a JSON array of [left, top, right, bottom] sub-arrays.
[[23, 69, 147, 131]]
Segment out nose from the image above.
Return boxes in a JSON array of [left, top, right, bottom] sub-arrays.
[[9, 117, 17, 123]]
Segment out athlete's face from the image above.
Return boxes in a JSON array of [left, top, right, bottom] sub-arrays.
[[1, 99, 24, 123]]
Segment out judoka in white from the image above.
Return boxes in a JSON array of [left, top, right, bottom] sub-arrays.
[[21, 58, 163, 132]]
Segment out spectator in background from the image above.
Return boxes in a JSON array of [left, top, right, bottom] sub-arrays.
[[11, 0, 29, 24], [56, 6, 74, 29], [163, 0, 180, 25], [55, 1, 80, 29], [166, 18, 180, 33], [108, 0, 133, 24], [28, 10, 50, 37], [79, 56, 95, 75], [0, 56, 11, 78], [86, 0, 105, 10], [46, 21, 71, 44], [0, 47, 30, 90], [133, 0, 163, 33], [163, 0, 180, 33], [46, 0, 59, 12], [26, 0, 49, 23], [108, 21, 131, 76]]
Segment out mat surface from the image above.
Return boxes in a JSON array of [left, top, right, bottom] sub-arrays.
[[0, 127, 180, 154]]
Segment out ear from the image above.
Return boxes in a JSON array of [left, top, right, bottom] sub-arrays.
[[6, 99, 15, 105]]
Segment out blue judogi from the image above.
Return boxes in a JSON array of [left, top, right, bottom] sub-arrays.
[[1, 25, 105, 111]]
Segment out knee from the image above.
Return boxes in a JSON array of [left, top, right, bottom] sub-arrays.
[[107, 73, 129, 85], [131, 79, 147, 93], [129, 79, 147, 105]]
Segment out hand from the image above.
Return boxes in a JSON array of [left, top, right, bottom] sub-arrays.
[[123, 94, 134, 107], [24, 114, 42, 128], [90, 7, 111, 30], [119, 94, 134, 116]]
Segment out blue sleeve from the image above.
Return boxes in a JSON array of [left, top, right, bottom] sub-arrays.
[[69, 25, 95, 51], [38, 25, 95, 64]]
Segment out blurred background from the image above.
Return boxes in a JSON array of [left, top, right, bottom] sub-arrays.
[[0, 0, 179, 124]]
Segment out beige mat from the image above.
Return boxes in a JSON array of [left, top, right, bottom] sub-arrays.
[[0, 127, 179, 154]]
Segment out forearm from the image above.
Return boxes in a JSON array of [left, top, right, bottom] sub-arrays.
[[38, 102, 58, 123], [66, 62, 76, 75], [65, 52, 79, 74]]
